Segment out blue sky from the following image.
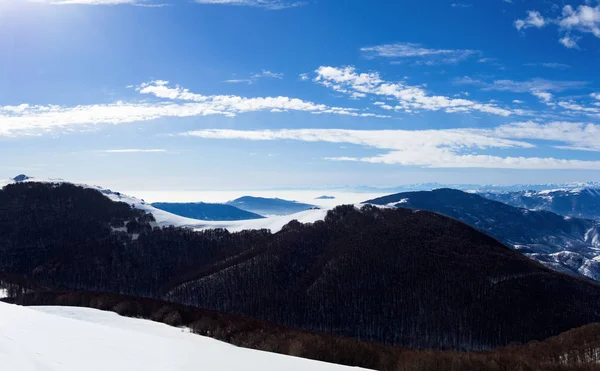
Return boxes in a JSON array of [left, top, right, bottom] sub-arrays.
[[1, 0, 600, 191]]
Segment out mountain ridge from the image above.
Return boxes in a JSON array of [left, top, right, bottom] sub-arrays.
[[364, 188, 600, 281]]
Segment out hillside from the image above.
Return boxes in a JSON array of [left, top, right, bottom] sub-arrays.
[[2, 182, 600, 351], [152, 202, 265, 221], [364, 189, 600, 281]]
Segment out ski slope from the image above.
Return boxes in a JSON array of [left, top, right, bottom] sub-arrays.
[[0, 302, 368, 371]]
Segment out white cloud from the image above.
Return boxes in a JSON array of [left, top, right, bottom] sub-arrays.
[[559, 35, 580, 48], [531, 90, 553, 103], [102, 149, 168, 153], [516, 4, 600, 48], [592, 92, 600, 100], [560, 5, 600, 38], [513, 100, 524, 104], [360, 42, 478, 64], [515, 11, 546, 30], [181, 125, 600, 169], [313, 66, 515, 116], [0, 80, 388, 136], [193, 0, 305, 9]]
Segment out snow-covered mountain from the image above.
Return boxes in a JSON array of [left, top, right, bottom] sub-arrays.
[[364, 189, 600, 281], [478, 187, 600, 221], [0, 302, 366, 371], [226, 196, 318, 216], [1, 175, 329, 233]]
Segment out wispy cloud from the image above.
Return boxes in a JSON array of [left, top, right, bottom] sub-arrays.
[[193, 0, 305, 10], [101, 149, 168, 153], [313, 66, 517, 116], [481, 78, 587, 93], [224, 70, 284, 84], [181, 124, 600, 169], [451, 3, 472, 8], [35, 0, 167, 5], [360, 42, 479, 65], [223, 79, 255, 84], [0, 80, 388, 137], [455, 76, 598, 117], [515, 4, 600, 49], [524, 62, 571, 69]]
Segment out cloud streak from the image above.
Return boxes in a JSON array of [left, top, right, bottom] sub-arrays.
[[193, 0, 305, 10], [101, 149, 168, 153], [360, 42, 479, 65], [181, 124, 600, 170]]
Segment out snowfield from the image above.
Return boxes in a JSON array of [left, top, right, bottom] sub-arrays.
[[0, 302, 368, 371]]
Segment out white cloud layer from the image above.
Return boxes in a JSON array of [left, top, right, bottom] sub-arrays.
[[0, 80, 387, 136], [313, 66, 516, 116], [360, 42, 478, 64], [181, 123, 600, 169]]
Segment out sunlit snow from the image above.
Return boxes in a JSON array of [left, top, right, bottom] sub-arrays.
[[0, 303, 368, 371]]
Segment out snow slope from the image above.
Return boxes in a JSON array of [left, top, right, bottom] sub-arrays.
[[0, 302, 367, 371], [1, 176, 330, 233]]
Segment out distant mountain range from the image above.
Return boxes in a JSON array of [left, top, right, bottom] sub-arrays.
[[478, 188, 600, 221], [226, 196, 318, 216], [152, 202, 264, 221], [364, 189, 600, 281], [291, 181, 600, 194]]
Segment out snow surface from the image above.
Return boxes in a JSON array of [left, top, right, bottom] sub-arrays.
[[0, 303, 368, 371]]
